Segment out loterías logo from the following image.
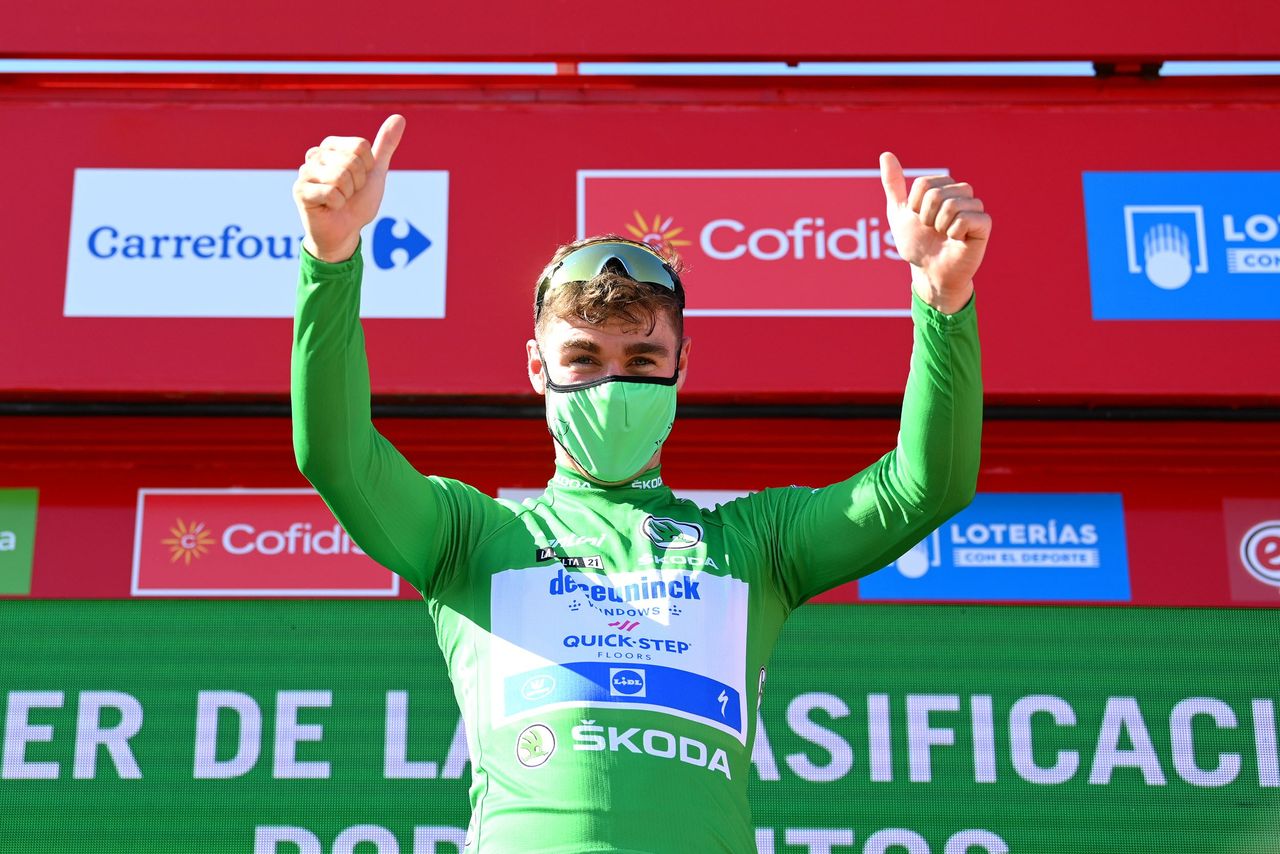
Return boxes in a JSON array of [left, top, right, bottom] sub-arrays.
[[64, 169, 449, 319], [581, 169, 942, 317]]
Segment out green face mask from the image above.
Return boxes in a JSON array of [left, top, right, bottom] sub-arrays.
[[544, 367, 678, 485]]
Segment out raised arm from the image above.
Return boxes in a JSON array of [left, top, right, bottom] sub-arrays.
[[291, 116, 450, 592], [762, 153, 990, 608]]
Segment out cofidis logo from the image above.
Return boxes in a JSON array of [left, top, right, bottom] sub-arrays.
[[860, 493, 1131, 603], [1082, 171, 1280, 319], [578, 169, 941, 317], [132, 489, 398, 597], [65, 169, 448, 318]]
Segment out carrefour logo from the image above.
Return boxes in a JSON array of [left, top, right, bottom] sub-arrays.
[[65, 168, 448, 319], [1083, 171, 1280, 319]]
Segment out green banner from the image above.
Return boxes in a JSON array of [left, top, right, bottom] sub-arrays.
[[1, 601, 1277, 853], [0, 488, 37, 596]]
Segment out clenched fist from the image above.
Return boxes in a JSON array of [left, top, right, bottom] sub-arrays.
[[293, 114, 406, 263]]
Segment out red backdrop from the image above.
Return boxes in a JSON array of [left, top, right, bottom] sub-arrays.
[[6, 76, 1280, 405]]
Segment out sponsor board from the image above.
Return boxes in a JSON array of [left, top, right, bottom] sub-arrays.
[[0, 488, 38, 596], [65, 169, 448, 318], [1083, 171, 1280, 319], [131, 489, 398, 597], [1223, 498, 1280, 604], [578, 169, 941, 316], [862, 493, 1131, 602]]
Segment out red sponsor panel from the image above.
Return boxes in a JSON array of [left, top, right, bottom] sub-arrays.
[[5, 0, 1278, 60], [580, 171, 930, 315], [5, 415, 1279, 609], [132, 489, 398, 597], [1223, 499, 1280, 605], [6, 81, 1280, 404]]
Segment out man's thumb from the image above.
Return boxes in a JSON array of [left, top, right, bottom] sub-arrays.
[[372, 114, 406, 171], [879, 151, 907, 207]]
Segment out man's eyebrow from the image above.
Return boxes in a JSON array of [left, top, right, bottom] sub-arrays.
[[558, 338, 671, 357], [560, 338, 600, 353], [624, 341, 670, 357]]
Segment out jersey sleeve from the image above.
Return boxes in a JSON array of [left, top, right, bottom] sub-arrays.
[[291, 246, 501, 596], [759, 290, 982, 610]]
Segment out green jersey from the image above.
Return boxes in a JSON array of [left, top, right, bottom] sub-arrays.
[[291, 249, 982, 853]]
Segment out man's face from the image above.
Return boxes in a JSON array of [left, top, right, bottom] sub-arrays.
[[527, 310, 690, 393]]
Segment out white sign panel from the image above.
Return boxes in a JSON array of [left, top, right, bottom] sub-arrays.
[[64, 169, 448, 318]]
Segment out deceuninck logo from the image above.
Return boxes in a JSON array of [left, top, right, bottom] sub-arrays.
[[132, 488, 398, 597], [0, 489, 39, 597], [579, 169, 941, 317], [861, 493, 1131, 603], [64, 169, 449, 318], [1083, 171, 1280, 319]]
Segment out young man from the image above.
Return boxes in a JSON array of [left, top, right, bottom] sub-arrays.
[[292, 115, 987, 853]]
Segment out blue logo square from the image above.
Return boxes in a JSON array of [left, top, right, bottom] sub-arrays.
[[1083, 171, 1280, 320], [860, 493, 1131, 603]]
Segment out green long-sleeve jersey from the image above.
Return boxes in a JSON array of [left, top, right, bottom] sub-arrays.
[[291, 249, 982, 853]]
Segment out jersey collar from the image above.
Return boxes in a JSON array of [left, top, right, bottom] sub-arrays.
[[547, 462, 671, 500]]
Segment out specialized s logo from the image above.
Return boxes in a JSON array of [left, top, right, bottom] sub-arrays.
[[642, 516, 702, 550]]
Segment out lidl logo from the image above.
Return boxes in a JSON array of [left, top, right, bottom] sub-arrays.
[[0, 489, 38, 597], [1083, 172, 1280, 319], [65, 169, 449, 318], [133, 489, 398, 597], [1223, 499, 1280, 603], [609, 668, 646, 697], [861, 493, 1131, 603], [580, 169, 941, 317]]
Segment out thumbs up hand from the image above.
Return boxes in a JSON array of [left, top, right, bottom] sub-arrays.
[[293, 114, 406, 263], [880, 152, 991, 314]]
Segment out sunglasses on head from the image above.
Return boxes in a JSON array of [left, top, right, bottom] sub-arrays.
[[534, 240, 684, 320]]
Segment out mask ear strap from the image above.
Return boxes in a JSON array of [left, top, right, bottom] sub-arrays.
[[536, 347, 680, 393]]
